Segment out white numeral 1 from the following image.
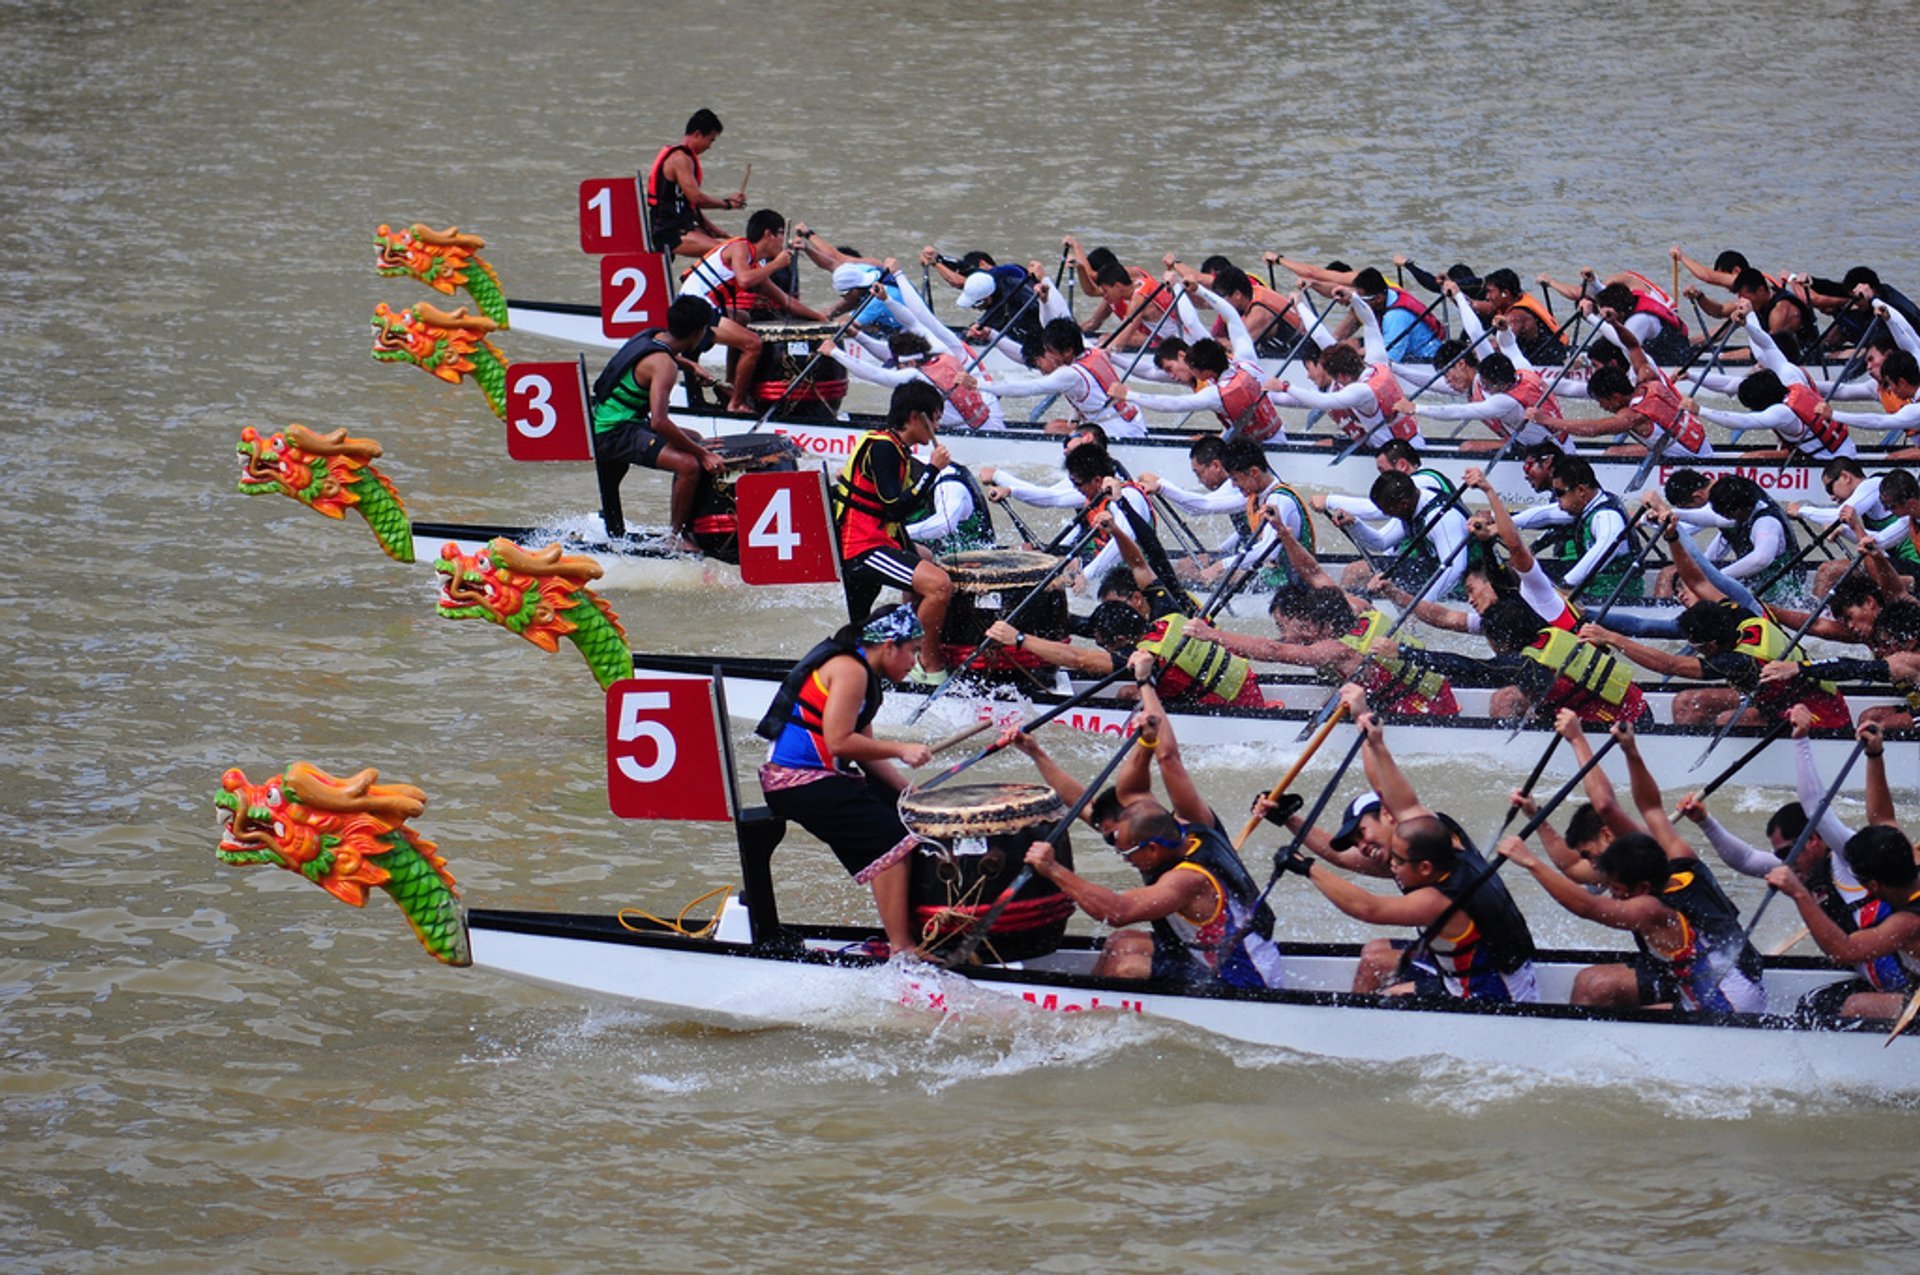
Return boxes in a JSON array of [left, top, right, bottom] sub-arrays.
[[586, 184, 613, 239]]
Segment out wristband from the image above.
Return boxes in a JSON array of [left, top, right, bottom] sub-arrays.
[[1013, 632, 1026, 649], [1138, 737, 1158, 751]]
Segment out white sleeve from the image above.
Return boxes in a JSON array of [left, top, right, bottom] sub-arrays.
[[1455, 297, 1496, 356], [1124, 383, 1225, 415], [1882, 305, 1920, 357], [1518, 558, 1569, 622], [1285, 380, 1375, 412], [905, 476, 972, 542], [1698, 403, 1800, 435], [1426, 512, 1470, 596], [1700, 815, 1780, 879], [828, 346, 917, 388], [987, 366, 1082, 399], [1036, 281, 1072, 326], [885, 281, 969, 358], [1673, 506, 1734, 530], [1834, 400, 1920, 433], [1561, 504, 1626, 590], [1745, 313, 1807, 385], [1354, 297, 1389, 363], [1720, 516, 1784, 578], [1324, 493, 1387, 522], [1154, 480, 1245, 516], [1419, 393, 1518, 423], [1795, 738, 1869, 907], [995, 472, 1085, 508], [1690, 368, 1748, 396], [1197, 285, 1256, 362], [1624, 313, 1662, 345], [1511, 503, 1573, 530], [1169, 287, 1210, 344]]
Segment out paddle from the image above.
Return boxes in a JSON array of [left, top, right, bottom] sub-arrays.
[[1474, 730, 1566, 871], [936, 726, 1142, 968], [1688, 549, 1865, 771], [1681, 718, 1792, 813], [907, 518, 1103, 723], [1736, 737, 1868, 943], [1235, 703, 1349, 850], [1669, 314, 1740, 396], [926, 718, 996, 757], [1396, 733, 1623, 978], [747, 306, 869, 432], [911, 664, 1134, 793], [1148, 490, 1210, 561], [1886, 982, 1920, 1046]]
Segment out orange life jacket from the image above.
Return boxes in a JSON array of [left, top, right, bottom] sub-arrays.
[[1072, 348, 1142, 425], [1782, 382, 1850, 453], [1333, 364, 1420, 443], [920, 353, 991, 430], [1627, 379, 1708, 454], [1503, 293, 1565, 344], [1215, 363, 1281, 440]]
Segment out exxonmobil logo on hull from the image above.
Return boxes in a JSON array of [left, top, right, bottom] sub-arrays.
[[1656, 463, 1815, 493], [1066, 711, 1129, 736], [898, 980, 1144, 1015], [770, 426, 861, 457]]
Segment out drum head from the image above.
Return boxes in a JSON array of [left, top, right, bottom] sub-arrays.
[[940, 549, 1060, 593], [899, 782, 1067, 839]]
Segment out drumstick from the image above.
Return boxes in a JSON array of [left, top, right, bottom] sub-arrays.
[[738, 163, 750, 200], [927, 718, 995, 758]]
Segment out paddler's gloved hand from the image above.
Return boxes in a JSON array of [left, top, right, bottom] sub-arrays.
[[1275, 846, 1315, 877], [1253, 791, 1305, 827]]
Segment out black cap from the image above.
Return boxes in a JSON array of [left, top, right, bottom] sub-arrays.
[[1328, 792, 1383, 850]]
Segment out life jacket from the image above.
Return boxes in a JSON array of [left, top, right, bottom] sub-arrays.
[[680, 236, 756, 311], [1729, 611, 1832, 691], [1248, 480, 1315, 554], [1632, 858, 1765, 1013], [1488, 370, 1572, 444], [1119, 274, 1173, 325], [1766, 287, 1820, 347], [1385, 287, 1446, 341], [1503, 293, 1565, 344], [1522, 626, 1638, 714], [1627, 379, 1709, 454], [911, 466, 995, 556], [978, 267, 1044, 345], [1069, 348, 1142, 426], [1216, 363, 1282, 441], [1619, 273, 1689, 339], [1333, 364, 1420, 444], [1880, 380, 1914, 415], [1424, 854, 1539, 979], [918, 352, 993, 430], [589, 329, 675, 433], [1722, 497, 1799, 583], [1142, 823, 1284, 988], [832, 431, 916, 558], [1338, 608, 1457, 715], [1556, 490, 1636, 576], [1137, 613, 1256, 706], [643, 143, 701, 243], [1781, 381, 1850, 454], [757, 639, 884, 771], [1871, 888, 1920, 986], [1083, 485, 1186, 604]]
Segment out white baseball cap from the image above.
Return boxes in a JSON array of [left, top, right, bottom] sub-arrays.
[[832, 263, 881, 293], [959, 271, 996, 308]]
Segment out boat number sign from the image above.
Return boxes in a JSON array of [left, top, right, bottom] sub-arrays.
[[597, 252, 673, 340], [504, 361, 594, 462], [734, 470, 842, 586], [578, 177, 648, 255], [605, 676, 736, 821]]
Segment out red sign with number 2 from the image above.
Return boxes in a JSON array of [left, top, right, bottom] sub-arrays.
[[605, 676, 737, 821]]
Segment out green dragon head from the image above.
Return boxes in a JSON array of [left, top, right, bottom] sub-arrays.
[[374, 222, 507, 327], [434, 538, 633, 689], [236, 424, 414, 562]]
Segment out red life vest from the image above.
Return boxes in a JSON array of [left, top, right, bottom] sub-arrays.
[[1335, 364, 1420, 443], [1072, 348, 1142, 425], [683, 236, 756, 312], [1631, 290, 1688, 338], [833, 431, 914, 558], [1494, 370, 1571, 443], [1084, 482, 1150, 550], [1118, 273, 1173, 324], [1386, 288, 1446, 341], [1782, 382, 1850, 453], [920, 353, 991, 430], [645, 144, 701, 220], [1215, 363, 1281, 440], [1880, 381, 1914, 414], [1627, 379, 1708, 454]]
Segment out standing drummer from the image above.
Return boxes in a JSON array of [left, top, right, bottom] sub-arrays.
[[1017, 651, 1285, 988], [755, 606, 935, 958]]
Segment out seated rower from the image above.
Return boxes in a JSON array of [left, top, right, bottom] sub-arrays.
[[1789, 460, 1915, 595], [1508, 454, 1640, 600], [1322, 468, 1471, 598], [1478, 267, 1568, 365], [1762, 594, 1920, 733], [1270, 288, 1426, 450], [1684, 304, 1855, 460], [989, 318, 1148, 438], [1062, 237, 1174, 346], [1120, 276, 1288, 441], [1397, 350, 1572, 455], [985, 515, 1264, 709], [1680, 710, 1908, 1020], [1539, 271, 1693, 363], [1499, 719, 1766, 1014], [830, 382, 955, 678], [589, 296, 727, 546], [1056, 448, 1177, 600], [1136, 437, 1253, 562], [1288, 690, 1540, 1002], [822, 317, 1008, 433], [977, 423, 1112, 512], [755, 606, 938, 957], [1018, 652, 1284, 988], [1766, 724, 1920, 1021], [1207, 262, 1306, 351], [954, 260, 1062, 356], [1695, 472, 1801, 596], [1202, 437, 1314, 587], [676, 208, 828, 412], [1554, 318, 1715, 459], [1829, 345, 1920, 460]]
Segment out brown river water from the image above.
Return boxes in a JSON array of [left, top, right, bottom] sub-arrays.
[[6, 1, 1920, 1270]]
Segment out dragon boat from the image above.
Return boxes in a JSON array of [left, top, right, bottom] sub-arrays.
[[628, 651, 1915, 794], [210, 755, 1920, 1096]]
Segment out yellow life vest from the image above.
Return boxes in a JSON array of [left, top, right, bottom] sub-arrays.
[[1138, 613, 1252, 704], [1337, 608, 1450, 701], [1731, 612, 1836, 693], [1521, 627, 1635, 707]]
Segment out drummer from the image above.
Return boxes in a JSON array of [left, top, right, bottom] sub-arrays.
[[1016, 651, 1285, 988], [754, 605, 936, 958]]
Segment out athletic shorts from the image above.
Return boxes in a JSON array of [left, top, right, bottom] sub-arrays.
[[846, 545, 922, 590], [593, 418, 667, 469], [1403, 947, 1540, 1004], [760, 767, 913, 883]]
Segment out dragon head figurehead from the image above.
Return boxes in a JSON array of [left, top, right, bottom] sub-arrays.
[[236, 424, 414, 562], [434, 538, 633, 690], [215, 762, 470, 966], [370, 300, 509, 420], [374, 223, 508, 328]]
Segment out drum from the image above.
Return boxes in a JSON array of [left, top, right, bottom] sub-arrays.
[[937, 549, 1071, 672], [747, 322, 848, 421], [900, 782, 1076, 964], [687, 434, 803, 563]]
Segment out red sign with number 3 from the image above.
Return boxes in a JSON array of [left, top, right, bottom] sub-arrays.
[[734, 470, 843, 586], [599, 253, 673, 339], [505, 361, 593, 461], [605, 676, 737, 821]]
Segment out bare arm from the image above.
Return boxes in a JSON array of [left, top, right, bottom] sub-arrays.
[[1306, 866, 1446, 926], [1027, 843, 1211, 926]]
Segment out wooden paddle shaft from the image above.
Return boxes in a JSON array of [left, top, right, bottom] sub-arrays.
[[927, 718, 995, 758], [1235, 703, 1350, 850]]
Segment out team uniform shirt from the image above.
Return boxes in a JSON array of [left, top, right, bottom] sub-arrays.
[[904, 467, 988, 551], [826, 345, 1008, 432], [1795, 475, 1911, 551], [1216, 478, 1311, 578], [1510, 490, 1632, 592], [1284, 298, 1426, 448], [989, 348, 1149, 437]]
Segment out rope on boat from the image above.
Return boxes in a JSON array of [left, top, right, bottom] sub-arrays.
[[617, 884, 735, 939]]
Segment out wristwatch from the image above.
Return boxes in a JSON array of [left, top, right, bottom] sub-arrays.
[[1013, 632, 1026, 649]]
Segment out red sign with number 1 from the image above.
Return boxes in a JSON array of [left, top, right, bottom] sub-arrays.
[[504, 361, 593, 461], [578, 177, 648, 255], [734, 470, 843, 586], [605, 676, 737, 821]]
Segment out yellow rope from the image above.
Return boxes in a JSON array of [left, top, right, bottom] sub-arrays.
[[617, 884, 735, 940]]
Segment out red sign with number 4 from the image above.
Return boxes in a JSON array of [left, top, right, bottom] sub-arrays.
[[505, 361, 593, 461], [734, 470, 842, 586], [599, 253, 673, 340], [605, 676, 737, 821]]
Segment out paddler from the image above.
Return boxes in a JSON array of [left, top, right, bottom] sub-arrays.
[[1549, 319, 1714, 459], [589, 295, 726, 546], [831, 381, 955, 680], [1014, 650, 1285, 988], [754, 605, 936, 958], [1497, 719, 1767, 1015], [677, 208, 828, 413], [1508, 455, 1638, 598], [642, 108, 743, 260], [1269, 288, 1426, 450], [1682, 303, 1855, 460], [987, 317, 1149, 438]]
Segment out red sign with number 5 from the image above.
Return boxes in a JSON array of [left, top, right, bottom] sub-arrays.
[[734, 470, 843, 586], [600, 253, 673, 339], [606, 676, 737, 821], [505, 361, 593, 461]]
